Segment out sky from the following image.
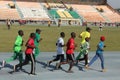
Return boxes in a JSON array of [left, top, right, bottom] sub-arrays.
[[107, 0, 120, 9]]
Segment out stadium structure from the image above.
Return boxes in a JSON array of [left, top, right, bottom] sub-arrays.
[[0, 0, 120, 26]]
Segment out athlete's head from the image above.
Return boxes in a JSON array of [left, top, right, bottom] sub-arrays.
[[36, 29, 41, 34], [18, 30, 24, 36], [86, 27, 92, 32], [60, 32, 65, 38], [71, 32, 76, 38], [30, 33, 36, 39]]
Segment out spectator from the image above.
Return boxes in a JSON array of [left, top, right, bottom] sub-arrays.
[[6, 19, 11, 30]]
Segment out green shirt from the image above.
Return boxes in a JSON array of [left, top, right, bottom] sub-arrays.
[[34, 33, 40, 47], [80, 41, 90, 54], [13, 35, 23, 52]]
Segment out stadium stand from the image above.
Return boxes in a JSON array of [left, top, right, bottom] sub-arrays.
[[0, 0, 120, 25], [71, 4, 106, 22], [57, 10, 66, 18], [16, 1, 50, 21], [93, 5, 120, 22], [63, 11, 73, 18], [0, 1, 20, 20]]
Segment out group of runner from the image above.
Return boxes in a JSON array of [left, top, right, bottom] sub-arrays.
[[1, 27, 106, 75], [47, 27, 106, 73], [1, 29, 42, 75]]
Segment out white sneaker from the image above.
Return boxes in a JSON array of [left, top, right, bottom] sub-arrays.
[[88, 60, 90, 63], [47, 61, 50, 66], [2, 60, 6, 67]]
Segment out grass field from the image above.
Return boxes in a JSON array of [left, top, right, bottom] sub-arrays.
[[0, 23, 120, 52]]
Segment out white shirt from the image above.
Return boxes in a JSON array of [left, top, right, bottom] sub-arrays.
[[56, 37, 64, 55]]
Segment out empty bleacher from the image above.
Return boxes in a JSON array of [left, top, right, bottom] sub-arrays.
[[68, 10, 80, 19], [48, 9, 60, 19], [16, 1, 50, 21], [0, 1, 20, 20], [0, 8, 20, 20], [63, 11, 73, 18], [0, 0, 120, 24], [57, 10, 66, 18], [19, 7, 49, 20], [93, 5, 120, 22], [71, 4, 106, 22], [16, 1, 41, 8]]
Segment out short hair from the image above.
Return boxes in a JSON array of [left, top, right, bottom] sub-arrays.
[[36, 29, 41, 32], [18, 30, 23, 34], [86, 27, 91, 31], [71, 32, 76, 38], [60, 32, 65, 37], [30, 33, 35, 38]]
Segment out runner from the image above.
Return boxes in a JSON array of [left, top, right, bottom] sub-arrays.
[[76, 37, 90, 66], [86, 36, 106, 72], [56, 32, 77, 73], [14, 33, 36, 75], [34, 29, 42, 59], [2, 30, 24, 68], [47, 32, 65, 69]]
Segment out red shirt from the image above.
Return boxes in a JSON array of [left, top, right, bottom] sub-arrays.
[[25, 38, 35, 54], [66, 38, 75, 54]]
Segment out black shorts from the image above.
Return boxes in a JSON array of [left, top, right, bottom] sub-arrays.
[[66, 54, 75, 61], [53, 54, 64, 62]]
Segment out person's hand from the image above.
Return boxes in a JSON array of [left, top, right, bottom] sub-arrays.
[[40, 38, 43, 40], [104, 45, 106, 47], [21, 40, 24, 46], [75, 43, 77, 47], [38, 38, 43, 42]]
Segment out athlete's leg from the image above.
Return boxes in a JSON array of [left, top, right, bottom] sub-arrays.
[[88, 54, 99, 66], [34, 47, 40, 58], [5, 52, 18, 63], [98, 53, 104, 69]]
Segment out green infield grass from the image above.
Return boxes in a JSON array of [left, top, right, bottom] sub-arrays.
[[0, 24, 120, 52]]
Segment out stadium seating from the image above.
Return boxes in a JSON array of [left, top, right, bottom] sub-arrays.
[[0, 1, 20, 20], [16, 1, 50, 21], [0, 0, 120, 24], [57, 10, 66, 18], [68, 10, 80, 19], [93, 5, 120, 22], [0, 8, 20, 20], [16, 1, 40, 8], [71, 4, 106, 22], [47, 9, 60, 19], [63, 11, 73, 18]]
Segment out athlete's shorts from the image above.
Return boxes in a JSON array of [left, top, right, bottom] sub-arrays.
[[66, 53, 75, 61], [53, 54, 64, 62]]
